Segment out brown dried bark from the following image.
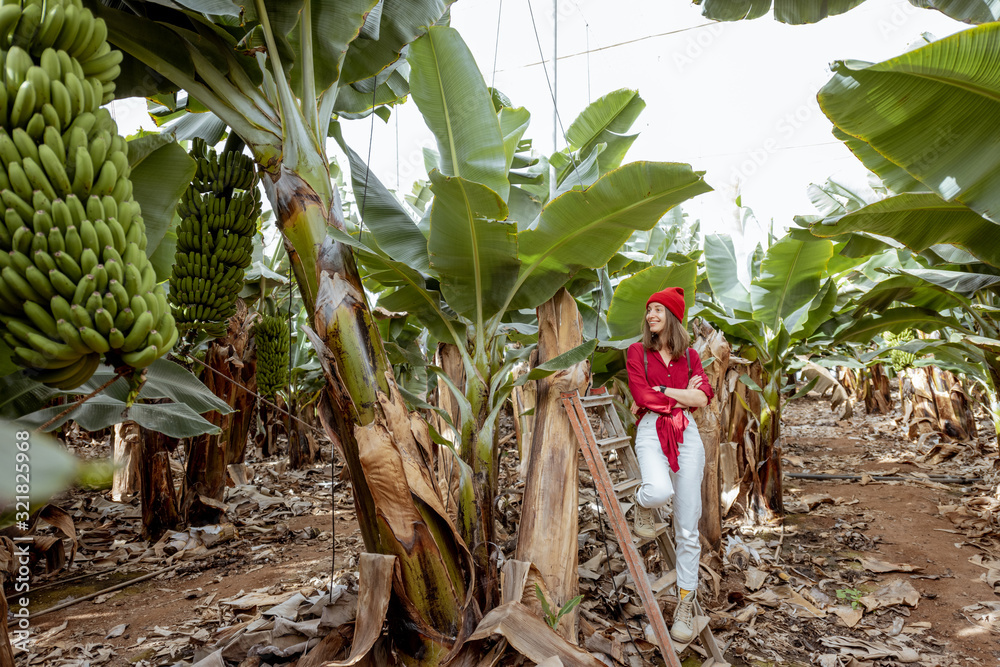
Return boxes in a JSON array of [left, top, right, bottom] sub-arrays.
[[431, 343, 465, 446], [183, 302, 257, 525], [140, 428, 181, 541], [864, 364, 892, 414], [690, 319, 732, 553], [512, 351, 538, 480], [515, 288, 588, 642], [902, 366, 977, 442]]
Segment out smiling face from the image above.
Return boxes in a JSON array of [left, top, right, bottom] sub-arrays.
[[646, 302, 667, 335]]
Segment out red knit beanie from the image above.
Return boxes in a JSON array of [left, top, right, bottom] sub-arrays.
[[646, 287, 685, 322]]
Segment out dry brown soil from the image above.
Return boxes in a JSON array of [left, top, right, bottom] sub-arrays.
[[12, 391, 1000, 666]]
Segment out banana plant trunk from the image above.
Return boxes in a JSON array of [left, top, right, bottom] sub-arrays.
[[265, 167, 473, 666], [690, 319, 731, 553], [140, 428, 181, 541], [111, 421, 142, 502], [287, 408, 321, 468], [183, 303, 256, 526], [515, 288, 587, 642], [757, 374, 784, 518], [985, 352, 1000, 441]]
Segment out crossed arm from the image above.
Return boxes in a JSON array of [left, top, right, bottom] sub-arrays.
[[659, 375, 710, 409], [630, 375, 708, 415]]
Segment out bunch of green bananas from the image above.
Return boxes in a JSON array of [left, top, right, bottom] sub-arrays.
[[0, 0, 175, 390], [254, 315, 288, 399], [883, 329, 916, 373], [169, 137, 258, 338]]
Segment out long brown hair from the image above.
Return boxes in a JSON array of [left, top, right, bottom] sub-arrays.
[[642, 309, 690, 360]]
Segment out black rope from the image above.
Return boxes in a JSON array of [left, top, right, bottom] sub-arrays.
[[491, 0, 503, 90], [170, 351, 326, 439], [525, 0, 584, 189]]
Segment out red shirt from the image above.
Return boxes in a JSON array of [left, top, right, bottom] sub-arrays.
[[627, 342, 714, 471]]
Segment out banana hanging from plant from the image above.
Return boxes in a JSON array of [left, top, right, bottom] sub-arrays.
[[0, 0, 175, 390], [169, 137, 258, 338], [254, 314, 288, 400], [883, 329, 917, 373]]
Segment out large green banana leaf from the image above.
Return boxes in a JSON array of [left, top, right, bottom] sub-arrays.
[[883, 266, 1000, 296], [810, 193, 1000, 267], [263, 0, 378, 100], [819, 24, 1000, 223], [749, 236, 834, 332], [694, 0, 999, 23], [126, 132, 197, 263], [704, 233, 751, 312], [794, 279, 838, 339], [512, 162, 712, 310], [142, 0, 242, 14], [694, 0, 864, 23], [562, 88, 645, 180], [9, 359, 230, 436], [21, 397, 220, 437], [606, 262, 698, 339], [340, 0, 456, 86], [832, 128, 922, 195], [427, 173, 519, 325], [909, 0, 1000, 23], [408, 26, 509, 200], [0, 420, 75, 510], [834, 306, 969, 342], [854, 275, 970, 314], [332, 124, 430, 272]]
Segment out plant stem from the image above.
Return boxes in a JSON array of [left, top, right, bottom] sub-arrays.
[[36, 370, 127, 433]]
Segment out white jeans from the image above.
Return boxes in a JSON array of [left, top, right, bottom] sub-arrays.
[[634, 411, 705, 591]]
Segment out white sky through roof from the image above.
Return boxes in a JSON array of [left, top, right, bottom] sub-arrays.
[[113, 0, 967, 255]]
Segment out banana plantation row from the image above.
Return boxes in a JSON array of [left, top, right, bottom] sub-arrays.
[[1, 0, 999, 665]]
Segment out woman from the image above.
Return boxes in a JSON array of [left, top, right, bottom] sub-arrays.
[[626, 286, 714, 644]]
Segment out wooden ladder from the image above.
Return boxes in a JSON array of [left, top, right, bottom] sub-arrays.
[[562, 389, 728, 667]]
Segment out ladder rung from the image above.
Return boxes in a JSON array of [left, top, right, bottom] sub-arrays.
[[614, 478, 640, 499], [597, 434, 631, 452], [625, 565, 676, 594], [579, 394, 614, 407], [652, 570, 678, 597]]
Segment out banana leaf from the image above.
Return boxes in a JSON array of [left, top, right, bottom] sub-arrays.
[[750, 235, 834, 332], [694, 0, 999, 23], [0, 420, 75, 509], [427, 173, 519, 326], [408, 25, 509, 200], [704, 233, 751, 312], [606, 262, 698, 339], [819, 24, 1000, 223], [811, 193, 1000, 268], [20, 397, 220, 436]]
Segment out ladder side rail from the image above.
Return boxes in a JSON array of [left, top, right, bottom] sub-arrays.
[[561, 393, 683, 667]]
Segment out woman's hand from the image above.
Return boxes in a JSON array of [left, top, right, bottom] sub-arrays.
[[687, 375, 703, 391], [630, 402, 640, 416]]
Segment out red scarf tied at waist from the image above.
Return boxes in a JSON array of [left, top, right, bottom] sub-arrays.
[[639, 404, 688, 473]]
